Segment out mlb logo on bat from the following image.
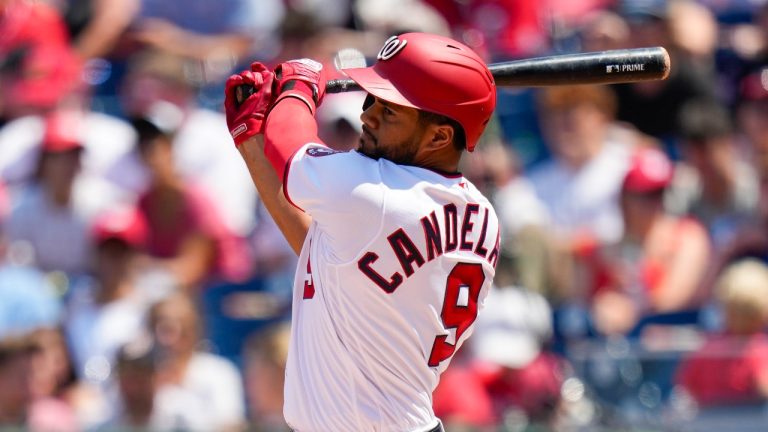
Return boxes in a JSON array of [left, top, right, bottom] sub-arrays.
[[606, 65, 619, 73]]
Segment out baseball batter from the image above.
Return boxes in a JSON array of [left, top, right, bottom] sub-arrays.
[[224, 33, 499, 432]]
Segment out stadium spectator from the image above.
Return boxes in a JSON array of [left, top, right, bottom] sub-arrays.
[[612, 0, 719, 142], [419, 0, 551, 59], [0, 0, 84, 122], [353, 0, 451, 42], [63, 207, 161, 430], [242, 321, 291, 431], [65, 205, 156, 390], [148, 293, 246, 431], [100, 337, 159, 430], [4, 109, 93, 276], [26, 328, 79, 432], [666, 99, 759, 249], [667, 0, 720, 66], [131, 113, 252, 290], [528, 84, 637, 250], [716, 2, 768, 103], [247, 200, 296, 299], [119, 49, 258, 261], [473, 286, 567, 429], [472, 142, 562, 299], [589, 147, 711, 335], [0, 331, 78, 431], [578, 9, 630, 52], [0, 264, 61, 340], [0, 335, 38, 427], [686, 70, 768, 342], [675, 258, 768, 407], [434, 286, 570, 430], [432, 352, 496, 431], [129, 0, 284, 110], [0, 266, 77, 430], [735, 69, 768, 219]]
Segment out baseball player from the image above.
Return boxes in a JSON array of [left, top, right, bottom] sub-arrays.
[[224, 33, 500, 431]]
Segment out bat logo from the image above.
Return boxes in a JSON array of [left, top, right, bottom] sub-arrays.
[[606, 63, 645, 73], [377, 36, 407, 61]]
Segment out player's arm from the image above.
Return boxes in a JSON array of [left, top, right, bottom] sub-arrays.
[[263, 58, 327, 180], [224, 63, 311, 255], [238, 134, 310, 254]]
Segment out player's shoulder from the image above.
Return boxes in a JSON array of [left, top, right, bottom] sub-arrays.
[[292, 145, 381, 186], [300, 146, 347, 159], [457, 177, 497, 208], [296, 144, 370, 164]]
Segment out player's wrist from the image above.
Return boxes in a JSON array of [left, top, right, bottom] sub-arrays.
[[273, 81, 318, 115], [283, 80, 319, 104]]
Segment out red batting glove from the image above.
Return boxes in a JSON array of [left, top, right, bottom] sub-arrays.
[[272, 58, 327, 115], [224, 62, 275, 147]]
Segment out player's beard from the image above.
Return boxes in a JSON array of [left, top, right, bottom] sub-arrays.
[[358, 127, 421, 166]]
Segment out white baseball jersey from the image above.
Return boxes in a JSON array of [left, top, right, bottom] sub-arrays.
[[282, 143, 500, 432]]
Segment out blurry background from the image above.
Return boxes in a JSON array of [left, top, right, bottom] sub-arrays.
[[0, 0, 768, 430]]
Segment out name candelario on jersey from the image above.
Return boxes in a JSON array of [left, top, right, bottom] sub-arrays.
[[357, 202, 500, 293]]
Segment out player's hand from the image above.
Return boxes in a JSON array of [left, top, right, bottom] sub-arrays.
[[272, 58, 327, 114], [224, 62, 275, 147]]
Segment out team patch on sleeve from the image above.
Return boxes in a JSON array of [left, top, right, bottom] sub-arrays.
[[306, 147, 340, 157]]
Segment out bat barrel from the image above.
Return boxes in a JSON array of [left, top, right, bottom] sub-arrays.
[[302, 47, 671, 95], [492, 46, 671, 87]]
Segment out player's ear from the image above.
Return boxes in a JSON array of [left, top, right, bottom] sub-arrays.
[[425, 123, 454, 151]]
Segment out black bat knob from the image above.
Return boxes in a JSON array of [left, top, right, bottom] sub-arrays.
[[235, 84, 256, 107]]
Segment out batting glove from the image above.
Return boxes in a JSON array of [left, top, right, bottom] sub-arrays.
[[224, 62, 275, 147], [272, 58, 326, 115]]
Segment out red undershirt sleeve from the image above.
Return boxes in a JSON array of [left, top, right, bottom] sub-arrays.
[[263, 97, 324, 180]]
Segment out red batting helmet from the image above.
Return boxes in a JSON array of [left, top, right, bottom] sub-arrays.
[[343, 32, 496, 152]]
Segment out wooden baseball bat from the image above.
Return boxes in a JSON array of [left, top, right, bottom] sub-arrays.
[[326, 46, 670, 92], [236, 47, 670, 103]]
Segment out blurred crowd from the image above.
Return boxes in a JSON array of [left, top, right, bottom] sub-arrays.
[[1, 0, 768, 430]]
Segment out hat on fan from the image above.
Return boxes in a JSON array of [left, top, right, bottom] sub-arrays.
[[91, 206, 148, 249], [622, 146, 673, 193], [41, 110, 84, 153]]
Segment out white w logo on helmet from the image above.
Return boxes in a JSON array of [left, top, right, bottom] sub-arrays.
[[377, 36, 407, 61]]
